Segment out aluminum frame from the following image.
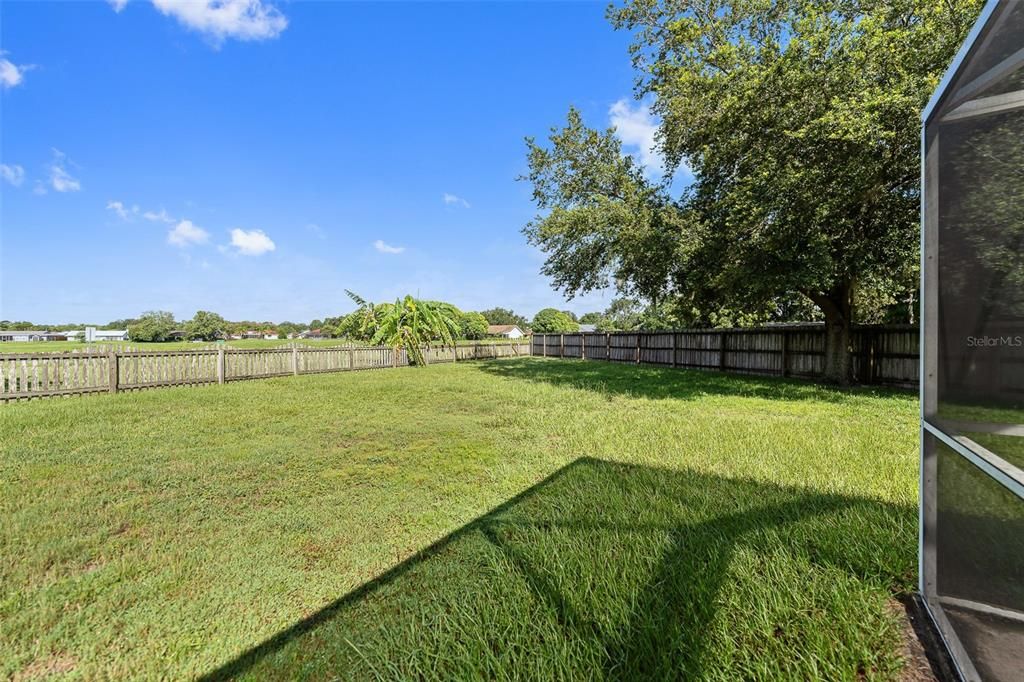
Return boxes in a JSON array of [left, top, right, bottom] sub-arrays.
[[922, 0, 1004, 125], [920, 2, 1024, 679]]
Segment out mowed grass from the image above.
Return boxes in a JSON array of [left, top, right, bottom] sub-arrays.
[[0, 358, 919, 680]]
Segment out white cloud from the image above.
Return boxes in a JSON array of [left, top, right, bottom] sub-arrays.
[[230, 228, 275, 255], [50, 166, 81, 192], [107, 200, 131, 220], [108, 201, 177, 222], [33, 182, 47, 195], [0, 53, 33, 89], [168, 219, 210, 247], [443, 192, 470, 208], [151, 0, 288, 43], [609, 98, 664, 175], [374, 239, 405, 254], [143, 208, 175, 223], [1, 164, 24, 187], [48, 149, 81, 192], [108, 0, 129, 11]]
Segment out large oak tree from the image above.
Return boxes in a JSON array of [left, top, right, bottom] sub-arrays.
[[524, 0, 982, 383]]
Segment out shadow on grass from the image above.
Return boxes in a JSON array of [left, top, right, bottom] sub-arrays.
[[200, 458, 916, 680], [476, 357, 916, 404]]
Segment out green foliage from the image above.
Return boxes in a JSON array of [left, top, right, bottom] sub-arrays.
[[524, 0, 982, 380], [523, 108, 682, 303], [333, 311, 370, 341], [341, 291, 383, 342], [531, 308, 579, 333], [346, 291, 461, 365], [578, 312, 604, 325], [275, 321, 302, 339], [128, 311, 177, 342], [432, 301, 465, 327], [601, 298, 643, 331], [460, 312, 490, 340], [184, 310, 226, 341], [480, 307, 529, 329], [0, 320, 40, 331], [104, 318, 140, 330]]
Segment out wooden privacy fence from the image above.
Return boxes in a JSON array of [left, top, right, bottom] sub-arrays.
[[532, 325, 918, 387], [0, 342, 531, 402]]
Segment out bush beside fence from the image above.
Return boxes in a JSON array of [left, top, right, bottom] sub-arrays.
[[532, 325, 918, 387], [0, 342, 531, 402]]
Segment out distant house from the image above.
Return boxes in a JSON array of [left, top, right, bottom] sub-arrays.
[[578, 324, 597, 333], [86, 327, 128, 342], [487, 325, 526, 339], [0, 330, 49, 342], [240, 330, 263, 339], [263, 333, 279, 340], [53, 327, 129, 342], [167, 330, 188, 341], [299, 329, 326, 340]]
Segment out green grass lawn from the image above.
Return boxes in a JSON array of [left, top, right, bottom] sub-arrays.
[[0, 358, 919, 680]]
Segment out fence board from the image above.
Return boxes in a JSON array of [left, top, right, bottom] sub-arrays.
[[0, 342, 531, 402], [535, 325, 918, 387]]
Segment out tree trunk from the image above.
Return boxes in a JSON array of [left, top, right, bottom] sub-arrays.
[[822, 308, 852, 385], [807, 282, 854, 386]]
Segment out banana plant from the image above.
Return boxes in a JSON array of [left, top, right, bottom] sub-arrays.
[[345, 290, 460, 366]]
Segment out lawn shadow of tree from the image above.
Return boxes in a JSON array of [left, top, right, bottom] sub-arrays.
[[200, 458, 916, 681], [476, 357, 916, 405]]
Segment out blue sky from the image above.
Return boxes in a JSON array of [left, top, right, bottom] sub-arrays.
[[1, 0, 663, 324]]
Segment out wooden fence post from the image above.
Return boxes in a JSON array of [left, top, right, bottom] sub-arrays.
[[606, 333, 611, 361], [560, 334, 564, 358], [108, 351, 119, 394], [719, 332, 727, 371], [781, 330, 790, 377], [348, 347, 354, 370], [869, 330, 879, 384], [292, 347, 299, 375], [671, 332, 677, 368], [636, 334, 641, 364], [217, 347, 225, 384], [543, 334, 547, 357], [581, 334, 586, 360]]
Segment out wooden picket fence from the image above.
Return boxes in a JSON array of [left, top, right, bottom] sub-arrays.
[[0, 342, 531, 402], [532, 325, 918, 387]]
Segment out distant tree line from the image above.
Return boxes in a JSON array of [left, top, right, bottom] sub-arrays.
[[3, 304, 567, 343], [11, 301, 716, 342]]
